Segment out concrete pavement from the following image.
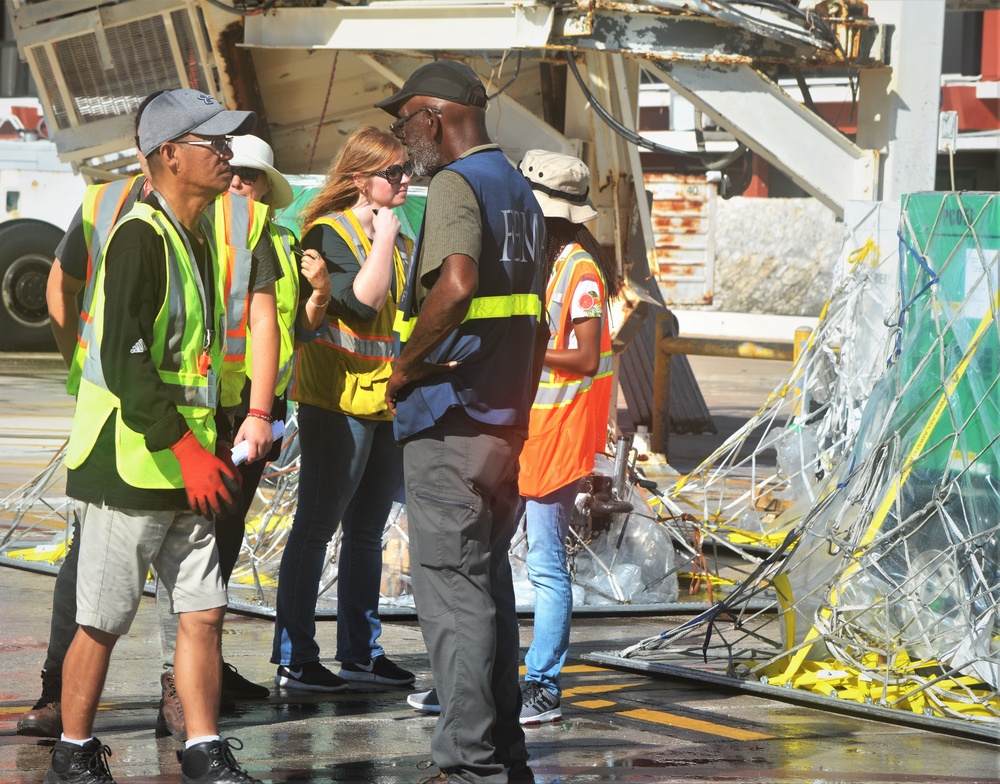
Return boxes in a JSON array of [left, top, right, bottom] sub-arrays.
[[1, 355, 998, 782]]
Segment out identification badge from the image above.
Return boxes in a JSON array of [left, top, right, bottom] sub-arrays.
[[206, 366, 218, 410]]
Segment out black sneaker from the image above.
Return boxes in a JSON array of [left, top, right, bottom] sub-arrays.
[[274, 661, 349, 692], [339, 655, 415, 687], [18, 667, 62, 738], [221, 662, 269, 701], [180, 738, 261, 784], [406, 688, 441, 714], [519, 681, 561, 725], [44, 738, 115, 784]]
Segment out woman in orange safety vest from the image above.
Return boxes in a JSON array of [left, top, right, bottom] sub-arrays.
[[517, 150, 620, 725]]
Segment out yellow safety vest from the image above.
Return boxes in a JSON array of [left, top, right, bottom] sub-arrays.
[[217, 193, 270, 407], [245, 220, 299, 397], [64, 202, 227, 490], [67, 175, 146, 396], [288, 211, 409, 418]]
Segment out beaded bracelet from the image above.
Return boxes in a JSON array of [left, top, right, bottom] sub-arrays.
[[246, 408, 273, 423], [309, 294, 332, 309]]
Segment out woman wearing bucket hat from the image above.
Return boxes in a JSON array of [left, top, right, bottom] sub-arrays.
[[269, 125, 416, 693], [517, 149, 620, 724]]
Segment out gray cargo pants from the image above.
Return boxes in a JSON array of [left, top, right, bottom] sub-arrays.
[[403, 409, 528, 784]]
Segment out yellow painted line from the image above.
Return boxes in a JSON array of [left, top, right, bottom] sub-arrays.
[[0, 702, 125, 717], [519, 664, 608, 676], [618, 708, 773, 741], [572, 699, 616, 709], [563, 682, 646, 697]]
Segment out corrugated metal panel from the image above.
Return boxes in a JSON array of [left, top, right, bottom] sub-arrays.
[[645, 172, 716, 306]]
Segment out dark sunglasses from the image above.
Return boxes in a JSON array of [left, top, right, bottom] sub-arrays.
[[389, 107, 441, 140], [231, 166, 264, 185], [173, 136, 233, 155], [372, 160, 414, 186]]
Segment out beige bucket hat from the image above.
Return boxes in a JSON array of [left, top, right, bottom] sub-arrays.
[[518, 149, 598, 223]]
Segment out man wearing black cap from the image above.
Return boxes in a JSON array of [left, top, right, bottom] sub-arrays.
[[45, 89, 262, 784], [379, 61, 547, 784]]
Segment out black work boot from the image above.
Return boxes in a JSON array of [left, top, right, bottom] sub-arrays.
[[44, 738, 115, 784], [18, 667, 63, 738], [180, 738, 262, 784]]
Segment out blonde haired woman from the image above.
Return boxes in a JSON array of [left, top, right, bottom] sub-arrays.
[[271, 126, 416, 691]]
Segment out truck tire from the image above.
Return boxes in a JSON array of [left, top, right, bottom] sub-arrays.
[[0, 220, 62, 352]]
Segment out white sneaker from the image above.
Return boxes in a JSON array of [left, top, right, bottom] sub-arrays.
[[406, 688, 440, 714]]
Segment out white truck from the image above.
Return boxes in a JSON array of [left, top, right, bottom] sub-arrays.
[[0, 98, 86, 351]]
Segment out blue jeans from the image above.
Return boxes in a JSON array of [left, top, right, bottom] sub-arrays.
[[524, 483, 578, 696], [271, 404, 403, 666]]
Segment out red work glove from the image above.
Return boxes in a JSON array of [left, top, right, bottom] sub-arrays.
[[170, 430, 240, 518]]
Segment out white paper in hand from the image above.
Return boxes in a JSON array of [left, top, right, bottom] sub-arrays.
[[230, 420, 286, 465]]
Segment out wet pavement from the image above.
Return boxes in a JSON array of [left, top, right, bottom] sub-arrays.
[[3, 562, 999, 783], [2, 356, 999, 782]]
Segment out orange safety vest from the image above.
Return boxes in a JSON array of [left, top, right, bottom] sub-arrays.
[[518, 244, 612, 499]]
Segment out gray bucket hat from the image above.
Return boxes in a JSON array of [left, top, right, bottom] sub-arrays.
[[138, 89, 256, 156]]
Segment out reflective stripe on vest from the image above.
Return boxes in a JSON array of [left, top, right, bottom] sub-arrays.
[[532, 247, 611, 408], [308, 213, 402, 362], [65, 201, 227, 489], [67, 175, 146, 396], [218, 194, 258, 359], [246, 221, 299, 396], [78, 176, 143, 342], [217, 193, 269, 407], [393, 292, 542, 343]]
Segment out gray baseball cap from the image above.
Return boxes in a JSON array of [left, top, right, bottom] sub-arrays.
[[137, 89, 256, 156]]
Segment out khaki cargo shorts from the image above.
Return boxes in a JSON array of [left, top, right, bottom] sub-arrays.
[[75, 502, 227, 636]]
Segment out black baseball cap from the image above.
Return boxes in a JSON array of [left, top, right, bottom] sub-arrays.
[[375, 60, 488, 117]]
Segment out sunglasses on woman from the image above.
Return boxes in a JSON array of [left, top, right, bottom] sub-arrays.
[[372, 160, 413, 187], [231, 166, 264, 185]]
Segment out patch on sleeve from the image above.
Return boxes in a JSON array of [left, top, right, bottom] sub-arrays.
[[129, 339, 147, 354], [577, 289, 603, 318]]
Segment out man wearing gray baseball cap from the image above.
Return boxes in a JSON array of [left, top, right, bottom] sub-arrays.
[[137, 88, 256, 156], [46, 89, 263, 784]]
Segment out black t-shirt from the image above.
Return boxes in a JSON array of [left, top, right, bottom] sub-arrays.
[[298, 222, 380, 323]]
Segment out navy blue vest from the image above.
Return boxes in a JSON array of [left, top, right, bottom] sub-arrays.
[[393, 148, 546, 440]]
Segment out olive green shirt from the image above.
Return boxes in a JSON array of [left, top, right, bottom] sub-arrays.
[[412, 143, 500, 308]]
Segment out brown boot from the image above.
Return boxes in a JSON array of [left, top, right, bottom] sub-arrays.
[[155, 670, 185, 741], [17, 667, 62, 738]]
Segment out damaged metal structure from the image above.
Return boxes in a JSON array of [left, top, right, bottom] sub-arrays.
[[8, 0, 996, 737]]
